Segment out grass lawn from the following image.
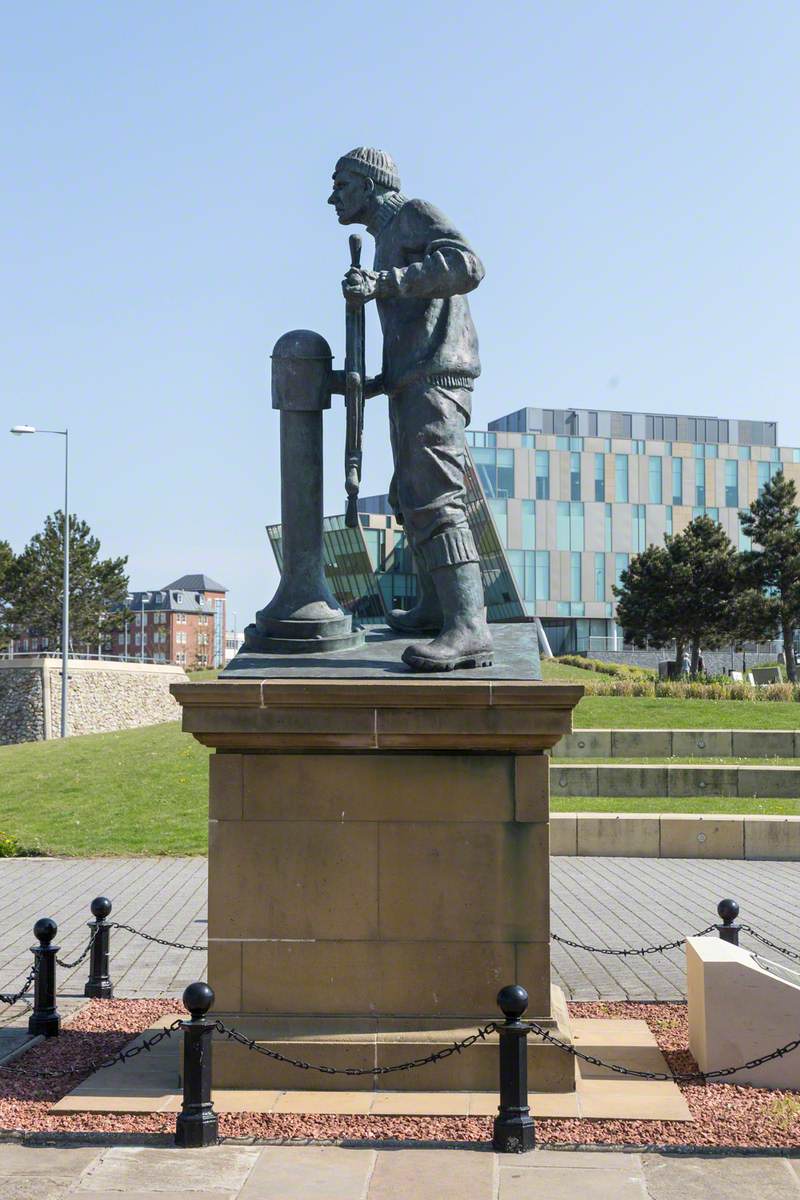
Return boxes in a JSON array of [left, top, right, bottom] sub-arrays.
[[552, 796, 800, 815], [0, 722, 209, 856], [573, 695, 799, 729]]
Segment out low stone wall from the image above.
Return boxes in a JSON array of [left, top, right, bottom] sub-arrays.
[[551, 763, 800, 799], [0, 659, 188, 744], [586, 648, 742, 675], [552, 812, 800, 860], [0, 666, 45, 745], [555, 728, 800, 758]]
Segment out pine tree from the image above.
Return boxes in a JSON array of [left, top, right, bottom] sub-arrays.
[[5, 512, 130, 651], [739, 472, 800, 682], [614, 515, 739, 674]]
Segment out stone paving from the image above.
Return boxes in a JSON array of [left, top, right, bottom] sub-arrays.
[[1, 1143, 800, 1198], [2, 856, 800, 1002]]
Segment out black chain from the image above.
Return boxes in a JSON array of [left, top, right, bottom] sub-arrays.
[[213, 1018, 499, 1077], [110, 923, 206, 952], [525, 1018, 800, 1084], [3, 1021, 184, 1079], [740, 926, 800, 964], [56, 927, 98, 970], [551, 925, 717, 957], [0, 961, 37, 1007]]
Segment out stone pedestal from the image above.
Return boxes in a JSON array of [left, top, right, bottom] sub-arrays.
[[172, 653, 582, 1092]]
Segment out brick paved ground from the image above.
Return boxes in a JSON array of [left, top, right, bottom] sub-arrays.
[[1, 856, 798, 1002]]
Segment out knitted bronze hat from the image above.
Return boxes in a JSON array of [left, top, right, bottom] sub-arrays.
[[334, 147, 401, 191]]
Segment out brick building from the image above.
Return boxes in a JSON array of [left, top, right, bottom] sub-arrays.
[[110, 574, 227, 668]]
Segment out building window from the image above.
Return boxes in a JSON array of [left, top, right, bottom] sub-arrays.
[[632, 504, 646, 553], [570, 552, 581, 602], [739, 445, 751, 461], [632, 439, 645, 454], [535, 451, 550, 500], [176, 613, 186, 624], [665, 506, 673, 537], [176, 651, 186, 664], [739, 517, 752, 551], [648, 456, 662, 504], [696, 463, 706, 506], [594, 453, 605, 501], [594, 552, 605, 601], [724, 459, 738, 507], [604, 504, 612, 552], [570, 452, 581, 500], [535, 551, 549, 601], [488, 498, 508, 545], [614, 553, 629, 591], [472, 447, 514, 499], [672, 458, 683, 505], [521, 500, 536, 550], [557, 502, 584, 551], [615, 454, 628, 502], [758, 461, 773, 494]]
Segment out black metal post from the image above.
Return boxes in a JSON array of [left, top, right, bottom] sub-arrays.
[[716, 898, 741, 946], [28, 918, 61, 1038], [84, 896, 113, 999], [493, 984, 535, 1153], [175, 982, 218, 1148]]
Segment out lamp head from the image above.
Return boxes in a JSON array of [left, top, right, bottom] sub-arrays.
[[10, 425, 36, 435]]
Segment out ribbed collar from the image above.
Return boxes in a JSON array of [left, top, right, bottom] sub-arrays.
[[366, 192, 408, 237]]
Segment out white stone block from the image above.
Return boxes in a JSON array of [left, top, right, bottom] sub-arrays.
[[687, 936, 800, 1089]]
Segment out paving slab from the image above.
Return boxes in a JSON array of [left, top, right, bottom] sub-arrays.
[[75, 1146, 261, 1193], [499, 1163, 647, 1199], [0, 1179, 75, 1200], [0, 1144, 99, 1176], [368, 1148, 493, 1200], [643, 1154, 800, 1199], [238, 1145, 376, 1199]]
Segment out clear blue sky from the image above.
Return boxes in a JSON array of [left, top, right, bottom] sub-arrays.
[[2, 1, 798, 626]]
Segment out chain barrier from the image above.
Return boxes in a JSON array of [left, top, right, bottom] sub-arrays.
[[3, 1020, 184, 1079], [56, 927, 98, 970], [525, 1018, 800, 1084], [739, 925, 800, 965], [109, 923, 206, 952], [551, 925, 717, 957], [213, 1018, 499, 1077], [0, 962, 37, 1007]]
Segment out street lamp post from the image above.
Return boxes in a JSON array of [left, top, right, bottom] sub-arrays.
[[10, 425, 70, 738]]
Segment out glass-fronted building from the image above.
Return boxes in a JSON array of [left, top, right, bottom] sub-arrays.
[[267, 406, 800, 655]]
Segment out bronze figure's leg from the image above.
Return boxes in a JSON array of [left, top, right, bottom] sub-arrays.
[[389, 383, 493, 671]]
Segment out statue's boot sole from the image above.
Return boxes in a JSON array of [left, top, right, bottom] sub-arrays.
[[402, 647, 494, 672], [385, 613, 442, 635]]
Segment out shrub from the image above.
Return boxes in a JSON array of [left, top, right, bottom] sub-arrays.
[[555, 655, 653, 680], [0, 832, 21, 858]]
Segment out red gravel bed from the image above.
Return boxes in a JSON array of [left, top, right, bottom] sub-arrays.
[[1, 1000, 798, 1148]]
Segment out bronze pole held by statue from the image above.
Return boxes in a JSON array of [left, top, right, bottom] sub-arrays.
[[344, 233, 366, 528]]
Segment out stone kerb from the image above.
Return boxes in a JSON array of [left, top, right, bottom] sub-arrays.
[[552, 812, 800, 859], [551, 763, 800, 799]]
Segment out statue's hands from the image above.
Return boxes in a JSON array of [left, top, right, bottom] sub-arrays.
[[342, 267, 379, 306]]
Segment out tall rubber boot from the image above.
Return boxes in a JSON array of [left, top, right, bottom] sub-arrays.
[[402, 560, 493, 672], [386, 555, 443, 635]]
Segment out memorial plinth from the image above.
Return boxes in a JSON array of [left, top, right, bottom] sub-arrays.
[[172, 626, 583, 1091]]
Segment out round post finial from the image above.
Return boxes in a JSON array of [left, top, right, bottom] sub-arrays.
[[183, 981, 215, 1020], [717, 898, 740, 925], [33, 918, 58, 945], [497, 983, 529, 1022], [91, 896, 113, 921]]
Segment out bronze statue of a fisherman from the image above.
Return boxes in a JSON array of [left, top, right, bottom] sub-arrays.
[[329, 148, 493, 672]]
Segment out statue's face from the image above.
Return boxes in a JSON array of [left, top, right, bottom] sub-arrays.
[[328, 168, 372, 225]]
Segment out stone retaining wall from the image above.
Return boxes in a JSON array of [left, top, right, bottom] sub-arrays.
[[556, 728, 800, 758], [0, 658, 188, 744], [552, 812, 800, 860], [0, 666, 45, 745], [551, 763, 800, 799]]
